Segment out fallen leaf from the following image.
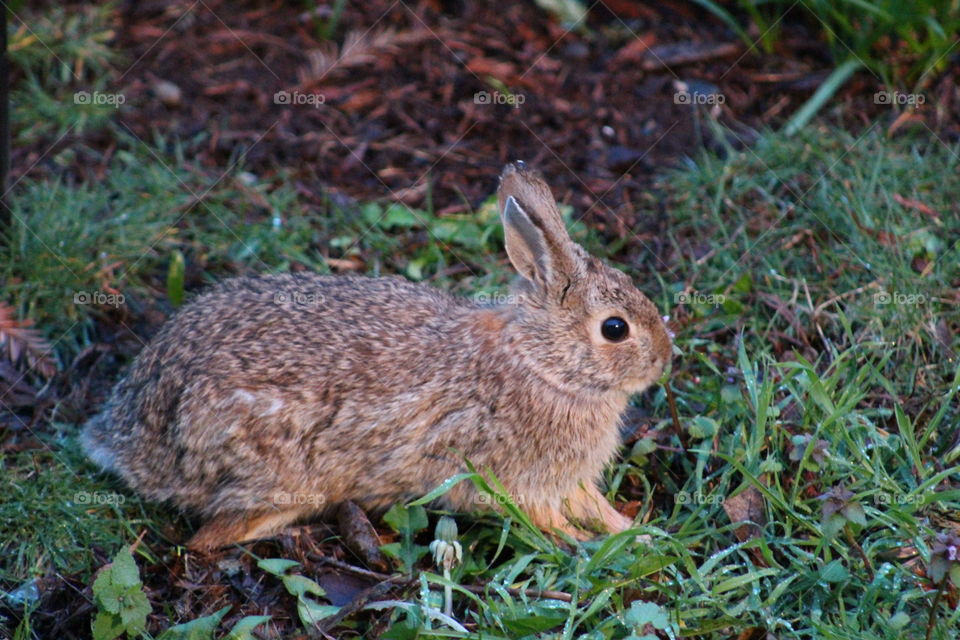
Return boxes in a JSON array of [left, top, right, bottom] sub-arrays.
[[723, 487, 766, 542]]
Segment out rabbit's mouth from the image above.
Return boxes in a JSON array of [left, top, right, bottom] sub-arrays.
[[620, 358, 668, 394], [620, 372, 663, 394]]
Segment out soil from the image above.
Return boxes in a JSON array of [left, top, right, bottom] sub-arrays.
[[4, 1, 959, 636], [23, 0, 960, 232]]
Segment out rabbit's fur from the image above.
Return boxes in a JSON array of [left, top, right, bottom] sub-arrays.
[[83, 163, 672, 549]]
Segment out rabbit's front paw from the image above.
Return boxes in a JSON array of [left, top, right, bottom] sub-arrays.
[[563, 484, 634, 534], [526, 504, 591, 541]]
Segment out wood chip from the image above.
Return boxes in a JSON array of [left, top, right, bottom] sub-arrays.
[[642, 41, 741, 71], [336, 501, 390, 572]]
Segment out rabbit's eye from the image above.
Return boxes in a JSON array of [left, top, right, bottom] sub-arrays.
[[601, 317, 629, 342]]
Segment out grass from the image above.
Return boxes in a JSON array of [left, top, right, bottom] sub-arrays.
[[0, 445, 167, 584], [2, 130, 543, 357], [694, 1, 960, 134], [9, 3, 120, 143], [3, 125, 959, 639], [3, 3, 960, 639], [668, 125, 959, 394], [698, 0, 960, 88]]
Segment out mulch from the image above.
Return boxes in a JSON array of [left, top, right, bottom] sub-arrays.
[[4, 1, 960, 636], [24, 0, 960, 239]]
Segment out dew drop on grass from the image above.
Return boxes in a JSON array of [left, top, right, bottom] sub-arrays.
[[6, 579, 40, 605]]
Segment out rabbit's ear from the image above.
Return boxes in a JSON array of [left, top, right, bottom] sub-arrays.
[[498, 164, 583, 293]]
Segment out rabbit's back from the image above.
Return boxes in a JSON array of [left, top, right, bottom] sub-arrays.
[[83, 273, 478, 515]]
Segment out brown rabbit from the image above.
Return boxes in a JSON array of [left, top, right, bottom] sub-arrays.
[[82, 162, 672, 550]]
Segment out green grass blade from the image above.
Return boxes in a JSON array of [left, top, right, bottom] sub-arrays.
[[784, 58, 863, 136]]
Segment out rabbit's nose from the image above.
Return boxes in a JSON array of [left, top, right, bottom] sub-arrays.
[[653, 324, 672, 364]]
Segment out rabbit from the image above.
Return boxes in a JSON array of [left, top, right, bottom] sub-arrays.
[[82, 162, 672, 550]]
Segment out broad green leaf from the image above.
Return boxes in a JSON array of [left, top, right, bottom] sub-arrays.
[[282, 574, 325, 599], [383, 503, 429, 534], [888, 612, 910, 630], [224, 615, 272, 640], [625, 600, 671, 630], [820, 560, 850, 583], [688, 416, 719, 439], [156, 605, 231, 640], [297, 597, 340, 627], [950, 564, 960, 589], [431, 220, 484, 249], [630, 436, 657, 460], [257, 558, 300, 576], [381, 204, 423, 229], [92, 547, 149, 634], [842, 502, 867, 527], [720, 384, 740, 404], [93, 580, 126, 614], [929, 555, 949, 583], [822, 513, 847, 539], [91, 611, 125, 640], [110, 547, 141, 588], [118, 586, 151, 634]]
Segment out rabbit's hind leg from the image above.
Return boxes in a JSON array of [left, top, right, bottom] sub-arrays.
[[187, 507, 309, 551]]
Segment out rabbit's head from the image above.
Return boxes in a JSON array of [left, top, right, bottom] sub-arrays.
[[497, 162, 671, 395]]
